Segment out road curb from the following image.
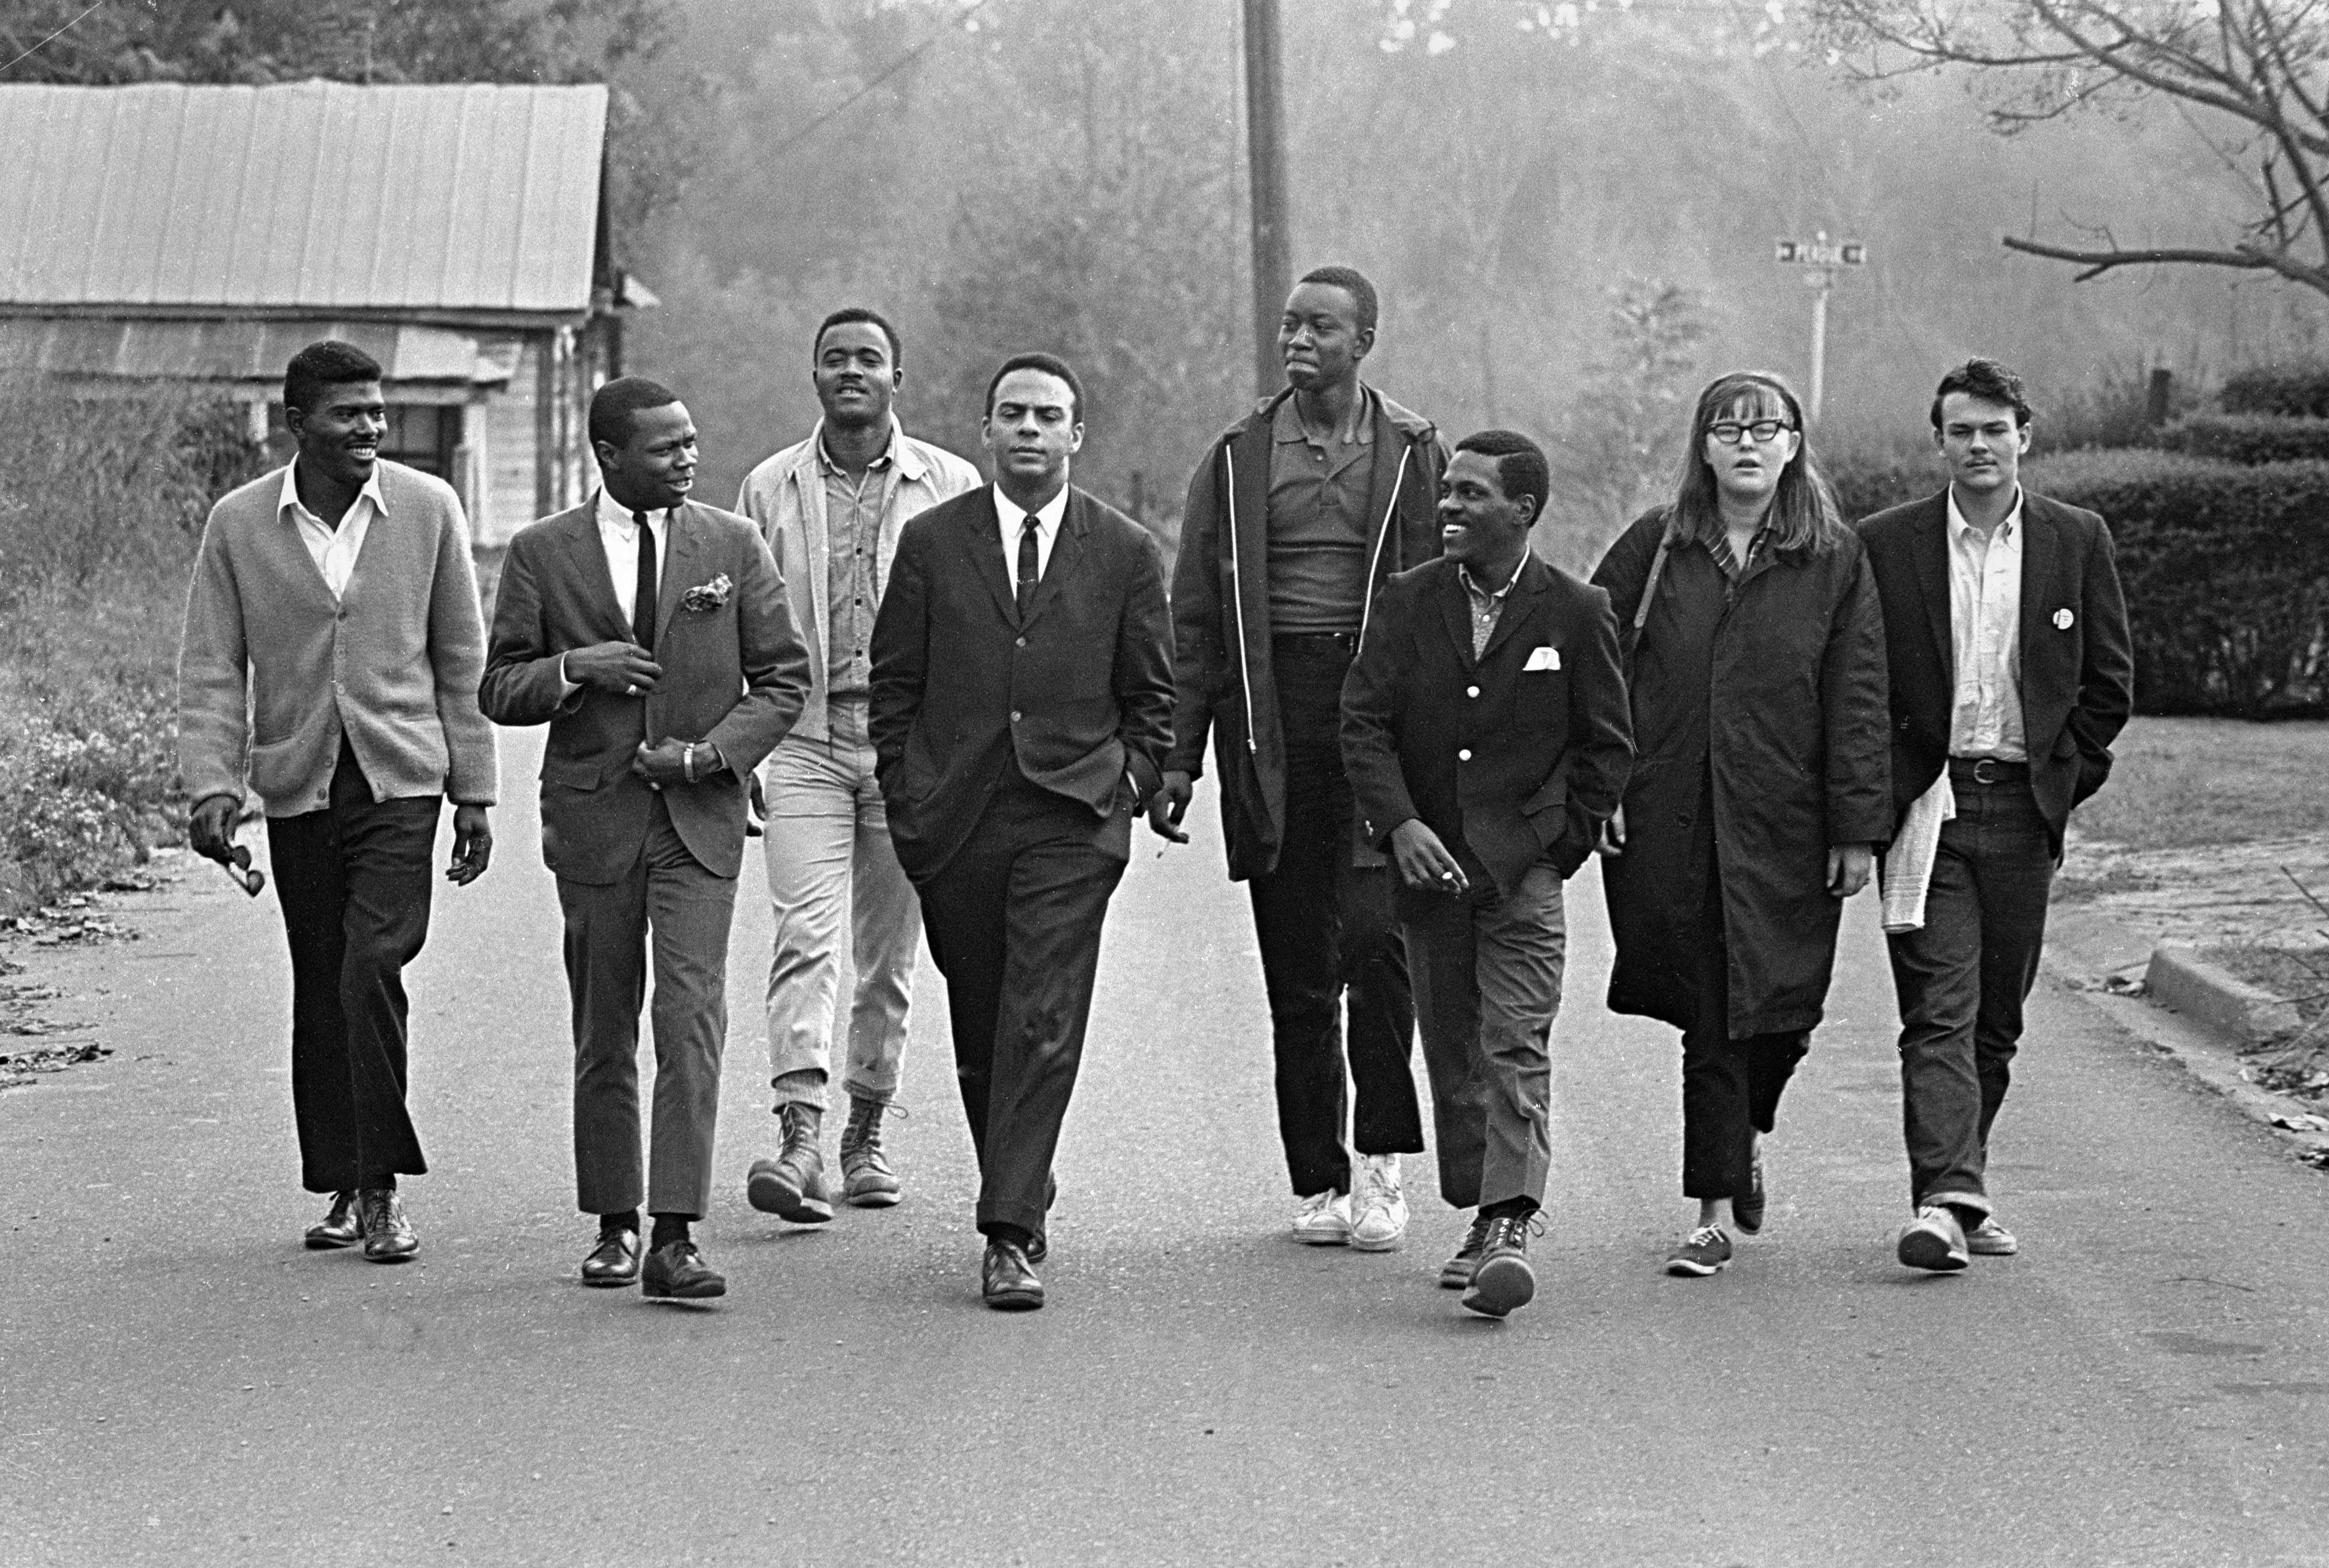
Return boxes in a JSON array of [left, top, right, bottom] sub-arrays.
[[2046, 907, 2329, 1167], [2142, 942, 2303, 1045]]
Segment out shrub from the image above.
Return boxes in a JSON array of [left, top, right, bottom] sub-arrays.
[[2024, 449, 2329, 716], [2155, 413, 2329, 465], [2220, 361, 2329, 419], [1827, 459, 1939, 524], [0, 375, 264, 908]]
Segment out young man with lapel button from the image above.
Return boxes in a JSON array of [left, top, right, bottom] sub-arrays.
[[1858, 359, 2133, 1272], [869, 352, 1175, 1311], [180, 339, 498, 1263], [1151, 265, 1445, 1253], [1341, 430, 1632, 1317], [481, 377, 810, 1301], [734, 307, 981, 1225]]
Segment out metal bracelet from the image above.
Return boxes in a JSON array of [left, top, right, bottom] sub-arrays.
[[682, 742, 698, 785]]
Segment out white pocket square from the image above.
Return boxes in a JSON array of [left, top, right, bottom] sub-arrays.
[[1523, 645, 1561, 672]]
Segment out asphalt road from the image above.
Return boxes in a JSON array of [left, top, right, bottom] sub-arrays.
[[5, 725, 2328, 1567]]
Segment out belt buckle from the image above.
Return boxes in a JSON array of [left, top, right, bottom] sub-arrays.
[[1972, 758, 2001, 785]]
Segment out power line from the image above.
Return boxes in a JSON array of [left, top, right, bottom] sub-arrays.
[[760, 0, 994, 162], [0, 2, 104, 77]]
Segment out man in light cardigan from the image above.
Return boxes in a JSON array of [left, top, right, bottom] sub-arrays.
[[179, 339, 498, 1263]]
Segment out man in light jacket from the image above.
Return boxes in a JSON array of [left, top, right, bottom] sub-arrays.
[[178, 338, 498, 1263], [734, 308, 981, 1223]]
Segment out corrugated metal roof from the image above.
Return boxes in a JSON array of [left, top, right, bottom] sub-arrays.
[[0, 318, 516, 384], [0, 82, 607, 315]]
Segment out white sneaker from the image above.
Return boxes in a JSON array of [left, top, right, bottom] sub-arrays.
[[1291, 1189, 1352, 1245], [1348, 1154, 1408, 1252]]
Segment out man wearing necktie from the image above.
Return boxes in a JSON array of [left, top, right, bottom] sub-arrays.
[[482, 377, 810, 1301], [869, 353, 1175, 1310]]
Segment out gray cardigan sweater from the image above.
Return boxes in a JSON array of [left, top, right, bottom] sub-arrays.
[[178, 459, 499, 817]]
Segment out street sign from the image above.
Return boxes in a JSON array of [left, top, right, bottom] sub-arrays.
[[1775, 238, 1866, 266]]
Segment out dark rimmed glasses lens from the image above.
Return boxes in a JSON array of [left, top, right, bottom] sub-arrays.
[[1709, 420, 1792, 446]]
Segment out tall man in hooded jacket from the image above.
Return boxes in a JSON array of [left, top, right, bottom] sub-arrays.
[[1149, 265, 1446, 1252]]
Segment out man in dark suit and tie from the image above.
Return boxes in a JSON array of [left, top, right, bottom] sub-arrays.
[[482, 377, 810, 1300], [869, 352, 1174, 1311], [1859, 358, 2133, 1272], [1341, 430, 1632, 1318]]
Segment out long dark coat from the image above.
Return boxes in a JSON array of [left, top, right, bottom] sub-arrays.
[[1589, 508, 1891, 1039]]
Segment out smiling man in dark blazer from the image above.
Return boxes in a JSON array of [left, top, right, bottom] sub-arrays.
[[1341, 430, 1632, 1319], [482, 376, 809, 1302], [1859, 358, 2133, 1273], [869, 351, 1174, 1311]]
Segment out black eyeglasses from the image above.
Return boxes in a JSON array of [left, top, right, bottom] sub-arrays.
[[1707, 419, 1795, 446]]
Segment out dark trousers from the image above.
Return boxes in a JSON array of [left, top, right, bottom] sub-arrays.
[[1404, 865, 1566, 1212], [918, 769, 1126, 1242], [1248, 636, 1423, 1198], [555, 794, 739, 1219], [268, 737, 439, 1194], [1680, 873, 1808, 1202], [1884, 768, 2054, 1216]]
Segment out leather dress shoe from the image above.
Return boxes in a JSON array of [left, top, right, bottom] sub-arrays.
[[1025, 1231, 1048, 1264], [304, 1191, 361, 1250], [982, 1239, 1044, 1311], [641, 1240, 727, 1300], [356, 1189, 419, 1263], [581, 1229, 642, 1287]]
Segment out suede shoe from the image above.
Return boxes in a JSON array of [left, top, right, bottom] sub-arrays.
[[746, 1104, 834, 1224], [1663, 1224, 1732, 1278], [356, 1189, 419, 1263], [581, 1229, 642, 1288], [1734, 1142, 1767, 1236], [1460, 1212, 1542, 1318], [1440, 1212, 1493, 1289], [982, 1239, 1044, 1311], [1967, 1217, 2019, 1256], [304, 1191, 361, 1250], [641, 1240, 726, 1300], [1897, 1205, 1970, 1272]]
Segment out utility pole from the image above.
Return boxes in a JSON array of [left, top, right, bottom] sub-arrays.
[[1242, 0, 1291, 399], [1773, 230, 1865, 426]]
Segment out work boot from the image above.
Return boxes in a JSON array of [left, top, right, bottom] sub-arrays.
[[839, 1096, 902, 1208], [746, 1103, 834, 1224]]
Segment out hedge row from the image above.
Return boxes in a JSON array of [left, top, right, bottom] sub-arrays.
[[2220, 361, 2329, 419], [2154, 413, 2329, 465], [2022, 450, 2329, 717]]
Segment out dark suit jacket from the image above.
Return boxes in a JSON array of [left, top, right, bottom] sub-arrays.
[[1858, 488, 2134, 855], [869, 484, 1175, 883], [479, 496, 810, 884], [1341, 554, 1634, 900]]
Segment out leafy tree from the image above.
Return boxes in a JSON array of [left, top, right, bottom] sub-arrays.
[[1811, 0, 2329, 303]]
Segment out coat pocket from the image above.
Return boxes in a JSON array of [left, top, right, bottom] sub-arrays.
[[540, 754, 602, 792]]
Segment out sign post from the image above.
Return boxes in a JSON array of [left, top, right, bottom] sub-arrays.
[[1772, 232, 1865, 425]]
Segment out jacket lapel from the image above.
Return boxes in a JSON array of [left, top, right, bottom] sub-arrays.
[[1911, 493, 1954, 677], [563, 502, 630, 639], [1357, 385, 1412, 576], [2015, 494, 2059, 694], [961, 489, 1020, 626], [1023, 491, 1089, 630], [656, 503, 704, 643], [794, 438, 830, 665], [1436, 567, 1477, 672], [1476, 558, 1547, 667]]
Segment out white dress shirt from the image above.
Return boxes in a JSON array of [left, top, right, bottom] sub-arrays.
[[995, 483, 1069, 586], [559, 489, 674, 695], [279, 460, 387, 602], [594, 486, 672, 626], [1945, 484, 2027, 762]]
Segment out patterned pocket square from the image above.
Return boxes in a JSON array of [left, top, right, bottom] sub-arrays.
[[680, 573, 733, 613]]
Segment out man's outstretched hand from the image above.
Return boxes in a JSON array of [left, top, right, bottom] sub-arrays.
[[1145, 769, 1193, 844], [447, 804, 492, 885], [188, 793, 240, 865]]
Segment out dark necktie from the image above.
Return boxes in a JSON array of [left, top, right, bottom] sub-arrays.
[[1016, 514, 1041, 617], [632, 509, 657, 652]]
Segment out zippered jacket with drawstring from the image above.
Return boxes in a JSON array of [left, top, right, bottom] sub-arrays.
[[1164, 384, 1447, 881]]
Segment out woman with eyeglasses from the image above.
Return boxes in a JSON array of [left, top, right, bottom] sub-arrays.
[[1590, 370, 1890, 1277]]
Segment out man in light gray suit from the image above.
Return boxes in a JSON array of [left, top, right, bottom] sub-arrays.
[[482, 376, 809, 1302]]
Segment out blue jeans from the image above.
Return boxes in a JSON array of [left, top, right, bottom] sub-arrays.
[[1884, 769, 2055, 1217]]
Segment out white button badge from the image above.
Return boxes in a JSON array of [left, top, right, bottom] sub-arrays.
[[2053, 609, 2075, 631]]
